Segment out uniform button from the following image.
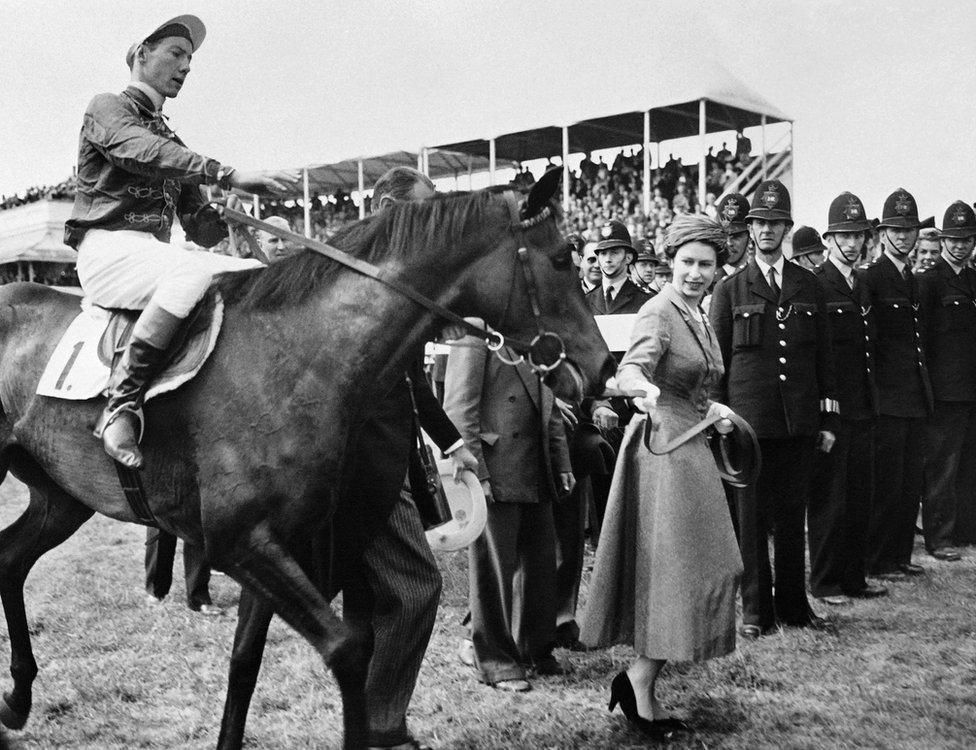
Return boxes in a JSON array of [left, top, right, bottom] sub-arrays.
[[866, 367, 871, 373], [836, 308, 843, 314], [864, 335, 870, 341], [779, 340, 787, 347], [954, 300, 960, 305], [893, 303, 899, 309], [779, 357, 786, 364], [779, 374, 787, 381], [508, 395, 517, 402], [866, 352, 871, 358], [743, 312, 750, 317], [778, 323, 786, 330], [917, 347, 922, 353]]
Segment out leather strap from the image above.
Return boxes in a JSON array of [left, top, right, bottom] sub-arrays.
[[114, 462, 157, 527], [643, 412, 725, 455], [221, 207, 537, 353]]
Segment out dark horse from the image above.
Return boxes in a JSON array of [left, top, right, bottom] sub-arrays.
[[0, 178, 613, 747]]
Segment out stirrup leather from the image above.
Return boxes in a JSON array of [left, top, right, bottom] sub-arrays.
[[93, 403, 145, 443]]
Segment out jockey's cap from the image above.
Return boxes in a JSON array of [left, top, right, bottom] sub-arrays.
[[126, 15, 206, 69]]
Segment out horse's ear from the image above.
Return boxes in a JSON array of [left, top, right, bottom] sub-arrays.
[[522, 167, 562, 219]]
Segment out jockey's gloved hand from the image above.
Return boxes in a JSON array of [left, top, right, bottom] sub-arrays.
[[228, 169, 302, 195]]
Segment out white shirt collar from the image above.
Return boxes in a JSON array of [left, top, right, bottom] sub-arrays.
[[129, 80, 165, 111], [602, 276, 626, 295], [754, 254, 784, 280], [884, 250, 907, 274], [829, 254, 854, 280]]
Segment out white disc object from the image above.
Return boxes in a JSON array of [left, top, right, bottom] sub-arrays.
[[425, 467, 487, 552]]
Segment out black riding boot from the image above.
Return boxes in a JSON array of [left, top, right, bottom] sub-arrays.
[[93, 302, 183, 469]]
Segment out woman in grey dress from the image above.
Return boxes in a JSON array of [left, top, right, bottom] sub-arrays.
[[580, 214, 744, 737]]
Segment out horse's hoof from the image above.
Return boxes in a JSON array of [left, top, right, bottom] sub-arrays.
[[0, 693, 28, 730]]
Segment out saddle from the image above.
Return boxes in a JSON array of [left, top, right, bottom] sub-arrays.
[[36, 291, 224, 402]]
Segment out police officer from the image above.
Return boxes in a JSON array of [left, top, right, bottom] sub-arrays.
[[713, 193, 751, 288], [916, 201, 976, 562], [630, 240, 661, 295], [809, 192, 887, 604], [790, 226, 827, 271], [710, 179, 838, 637], [861, 188, 933, 579], [585, 221, 651, 314]]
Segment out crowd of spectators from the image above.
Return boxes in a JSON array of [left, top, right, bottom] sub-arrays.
[[1, 175, 77, 210]]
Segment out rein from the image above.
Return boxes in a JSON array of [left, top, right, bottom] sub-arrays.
[[220, 200, 567, 375]]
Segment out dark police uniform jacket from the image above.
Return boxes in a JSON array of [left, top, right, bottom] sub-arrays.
[[813, 259, 879, 421], [65, 86, 227, 249], [709, 259, 838, 439], [586, 278, 651, 315], [857, 253, 933, 417], [916, 256, 976, 402]]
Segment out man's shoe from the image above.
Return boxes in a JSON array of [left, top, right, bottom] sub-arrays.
[[814, 594, 850, 606], [553, 620, 581, 649], [193, 604, 224, 617], [930, 548, 962, 562], [739, 624, 768, 640], [897, 562, 926, 576], [493, 678, 531, 693], [848, 582, 888, 598], [531, 655, 569, 676], [457, 638, 475, 668]]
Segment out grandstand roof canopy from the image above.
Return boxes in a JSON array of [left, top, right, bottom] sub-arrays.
[[295, 57, 789, 195], [0, 201, 75, 265], [303, 150, 508, 196]]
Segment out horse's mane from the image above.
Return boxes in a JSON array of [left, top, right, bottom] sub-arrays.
[[216, 187, 519, 311]]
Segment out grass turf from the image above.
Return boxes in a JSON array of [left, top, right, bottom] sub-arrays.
[[1, 477, 974, 748]]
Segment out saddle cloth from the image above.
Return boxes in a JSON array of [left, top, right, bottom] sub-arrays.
[[37, 293, 223, 401]]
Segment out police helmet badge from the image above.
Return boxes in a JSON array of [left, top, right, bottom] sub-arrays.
[[722, 199, 738, 221], [843, 196, 861, 220], [894, 193, 912, 215], [955, 206, 968, 225], [600, 224, 613, 238], [761, 185, 779, 209]]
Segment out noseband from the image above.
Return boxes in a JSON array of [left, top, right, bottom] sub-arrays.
[[220, 194, 568, 377]]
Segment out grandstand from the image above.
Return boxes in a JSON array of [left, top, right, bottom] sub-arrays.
[[0, 59, 790, 280]]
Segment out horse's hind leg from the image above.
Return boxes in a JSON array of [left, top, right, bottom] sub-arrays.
[[0, 482, 93, 730], [215, 589, 274, 750], [220, 522, 367, 750]]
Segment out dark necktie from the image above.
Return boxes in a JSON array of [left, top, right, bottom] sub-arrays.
[[605, 287, 615, 309], [902, 265, 915, 300], [767, 268, 780, 299]]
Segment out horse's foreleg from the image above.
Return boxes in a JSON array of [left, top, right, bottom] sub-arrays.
[[221, 523, 367, 750], [216, 589, 274, 750], [0, 483, 92, 730]]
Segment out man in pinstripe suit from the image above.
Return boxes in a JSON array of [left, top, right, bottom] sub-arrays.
[[333, 167, 478, 750]]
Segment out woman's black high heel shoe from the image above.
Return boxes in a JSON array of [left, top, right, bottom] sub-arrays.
[[607, 672, 690, 738]]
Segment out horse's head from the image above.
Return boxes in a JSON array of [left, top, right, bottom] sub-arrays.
[[456, 169, 614, 403]]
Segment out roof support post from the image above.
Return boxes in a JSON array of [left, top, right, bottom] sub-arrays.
[[422, 147, 430, 177], [561, 125, 570, 214], [489, 138, 496, 186], [698, 98, 707, 213], [302, 167, 311, 239], [761, 114, 768, 179], [252, 194, 261, 219], [467, 156, 473, 190], [358, 158, 366, 220], [417, 151, 423, 171], [643, 110, 651, 216], [656, 142, 661, 185]]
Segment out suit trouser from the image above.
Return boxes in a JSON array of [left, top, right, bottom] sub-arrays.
[[553, 477, 588, 631], [340, 489, 442, 747], [809, 418, 874, 597], [469, 500, 556, 684], [954, 413, 976, 544], [923, 401, 976, 551], [867, 415, 925, 573], [738, 436, 815, 628], [144, 528, 212, 609]]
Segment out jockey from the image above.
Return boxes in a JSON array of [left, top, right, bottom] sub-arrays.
[[65, 15, 299, 469]]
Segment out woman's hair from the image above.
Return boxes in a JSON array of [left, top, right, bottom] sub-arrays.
[[663, 214, 729, 265]]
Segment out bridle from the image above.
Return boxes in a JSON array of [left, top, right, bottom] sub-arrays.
[[219, 192, 568, 376]]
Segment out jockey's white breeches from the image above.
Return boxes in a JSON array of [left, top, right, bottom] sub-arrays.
[[77, 229, 262, 317]]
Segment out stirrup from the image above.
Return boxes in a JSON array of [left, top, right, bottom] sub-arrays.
[[93, 403, 145, 443]]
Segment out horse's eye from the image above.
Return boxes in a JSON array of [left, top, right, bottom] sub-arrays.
[[551, 245, 572, 269]]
